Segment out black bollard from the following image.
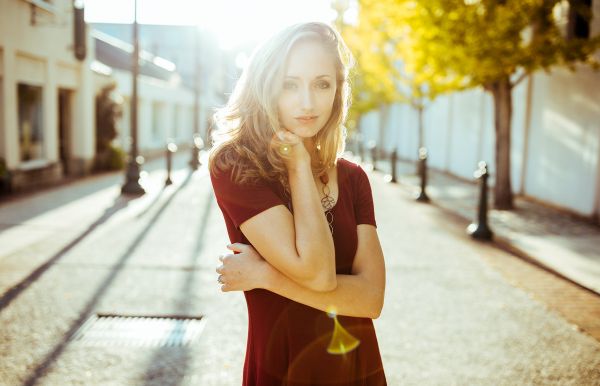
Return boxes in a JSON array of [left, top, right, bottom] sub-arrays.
[[165, 142, 178, 186], [189, 134, 204, 170], [389, 149, 398, 183], [358, 141, 365, 162], [467, 161, 493, 240], [416, 147, 430, 202], [369, 141, 378, 171]]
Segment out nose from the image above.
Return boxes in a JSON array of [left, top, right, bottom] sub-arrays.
[[300, 86, 314, 112]]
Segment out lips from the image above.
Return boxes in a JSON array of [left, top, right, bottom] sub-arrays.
[[295, 116, 318, 123]]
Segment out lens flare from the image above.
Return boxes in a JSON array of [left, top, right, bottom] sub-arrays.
[[279, 144, 291, 155], [326, 308, 360, 355]]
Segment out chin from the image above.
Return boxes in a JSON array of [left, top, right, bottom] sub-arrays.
[[289, 126, 319, 138], [290, 122, 327, 138]]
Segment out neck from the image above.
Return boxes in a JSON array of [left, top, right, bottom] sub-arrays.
[[303, 137, 316, 154], [303, 137, 319, 166], [303, 137, 330, 177]]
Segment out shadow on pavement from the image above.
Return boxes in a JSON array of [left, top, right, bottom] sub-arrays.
[[20, 170, 196, 386], [0, 194, 134, 312], [141, 182, 215, 386]]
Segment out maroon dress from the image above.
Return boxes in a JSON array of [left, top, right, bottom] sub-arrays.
[[210, 157, 387, 386]]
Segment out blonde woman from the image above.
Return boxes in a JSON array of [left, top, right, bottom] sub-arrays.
[[209, 22, 386, 385]]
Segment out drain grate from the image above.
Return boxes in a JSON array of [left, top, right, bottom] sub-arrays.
[[71, 314, 206, 347]]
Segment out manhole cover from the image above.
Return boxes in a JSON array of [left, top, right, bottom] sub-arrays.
[[71, 314, 206, 347]]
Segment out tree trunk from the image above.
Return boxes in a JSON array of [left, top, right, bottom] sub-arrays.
[[416, 103, 424, 175], [490, 76, 514, 210], [378, 104, 390, 158]]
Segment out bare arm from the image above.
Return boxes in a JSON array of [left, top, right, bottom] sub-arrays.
[[218, 224, 385, 318], [238, 130, 336, 291]]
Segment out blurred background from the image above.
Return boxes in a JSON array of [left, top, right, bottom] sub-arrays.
[[0, 0, 599, 218]]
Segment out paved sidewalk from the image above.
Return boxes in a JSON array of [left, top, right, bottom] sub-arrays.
[[367, 154, 600, 296], [0, 152, 599, 385]]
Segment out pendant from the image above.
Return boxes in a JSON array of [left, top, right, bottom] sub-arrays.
[[321, 195, 336, 211]]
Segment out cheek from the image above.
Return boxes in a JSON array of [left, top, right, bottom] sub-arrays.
[[319, 91, 336, 114], [277, 96, 294, 118]]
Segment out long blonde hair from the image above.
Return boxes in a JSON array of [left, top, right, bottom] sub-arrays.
[[208, 22, 354, 193]]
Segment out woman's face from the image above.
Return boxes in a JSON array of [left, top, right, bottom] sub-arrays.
[[277, 40, 337, 139]]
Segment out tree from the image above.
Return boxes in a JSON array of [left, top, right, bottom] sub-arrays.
[[332, 0, 400, 139], [346, 0, 600, 209], [340, 1, 444, 168], [95, 83, 125, 171]]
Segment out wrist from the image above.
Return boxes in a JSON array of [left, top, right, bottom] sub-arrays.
[[287, 157, 311, 175], [262, 263, 280, 291]]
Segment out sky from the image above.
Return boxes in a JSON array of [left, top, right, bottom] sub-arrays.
[[83, 0, 341, 49]]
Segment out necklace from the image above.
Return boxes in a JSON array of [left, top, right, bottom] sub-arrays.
[[283, 167, 335, 234], [319, 171, 335, 234]]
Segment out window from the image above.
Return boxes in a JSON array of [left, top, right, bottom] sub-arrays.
[[18, 84, 44, 162], [567, 0, 592, 39]]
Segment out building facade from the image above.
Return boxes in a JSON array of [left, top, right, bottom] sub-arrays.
[[0, 2, 228, 195], [91, 23, 229, 148], [92, 29, 197, 161], [0, 0, 95, 193]]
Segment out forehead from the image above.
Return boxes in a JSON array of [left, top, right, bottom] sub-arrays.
[[284, 40, 336, 78]]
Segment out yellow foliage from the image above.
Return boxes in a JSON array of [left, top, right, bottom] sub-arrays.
[[341, 0, 600, 115]]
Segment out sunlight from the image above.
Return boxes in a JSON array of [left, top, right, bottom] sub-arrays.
[[84, 0, 337, 49]]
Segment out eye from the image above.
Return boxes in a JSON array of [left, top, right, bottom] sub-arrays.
[[316, 80, 331, 89], [283, 81, 297, 90]]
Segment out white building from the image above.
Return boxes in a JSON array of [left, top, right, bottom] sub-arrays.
[[0, 0, 95, 192], [92, 30, 197, 160], [0, 1, 228, 194], [359, 1, 600, 222], [91, 23, 229, 151]]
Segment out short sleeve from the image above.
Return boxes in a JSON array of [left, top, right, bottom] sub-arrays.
[[353, 165, 377, 227], [210, 167, 285, 229]]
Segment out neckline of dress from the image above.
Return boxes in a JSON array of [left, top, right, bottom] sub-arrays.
[[284, 158, 347, 213]]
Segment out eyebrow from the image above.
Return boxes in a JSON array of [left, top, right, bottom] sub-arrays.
[[284, 75, 333, 80]]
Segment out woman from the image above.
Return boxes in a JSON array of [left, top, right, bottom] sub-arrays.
[[209, 22, 386, 385]]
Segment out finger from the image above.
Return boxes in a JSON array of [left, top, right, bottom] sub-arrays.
[[227, 243, 246, 253], [276, 129, 295, 140], [215, 265, 223, 274], [220, 254, 233, 263], [275, 130, 299, 143], [282, 129, 302, 144]]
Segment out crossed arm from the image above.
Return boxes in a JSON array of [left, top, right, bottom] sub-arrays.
[[214, 131, 384, 318], [217, 222, 386, 319]]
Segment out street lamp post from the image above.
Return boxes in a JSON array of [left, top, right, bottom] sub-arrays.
[[189, 28, 201, 170], [121, 0, 145, 195]]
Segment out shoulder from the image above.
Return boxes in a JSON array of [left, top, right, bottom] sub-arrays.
[[210, 163, 280, 203], [209, 164, 246, 194], [209, 163, 233, 187], [210, 164, 255, 189], [337, 157, 368, 181]]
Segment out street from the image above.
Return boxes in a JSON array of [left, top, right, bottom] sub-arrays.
[[1, 153, 599, 386]]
